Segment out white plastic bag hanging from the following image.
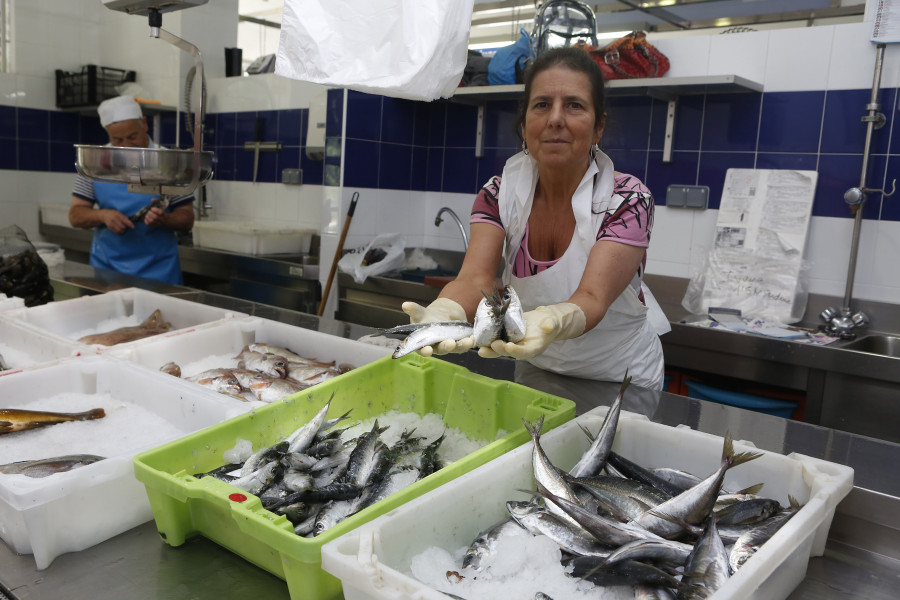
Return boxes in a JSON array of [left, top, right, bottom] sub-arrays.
[[276, 0, 475, 101], [338, 234, 407, 284]]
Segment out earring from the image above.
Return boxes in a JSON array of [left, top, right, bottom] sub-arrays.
[[589, 144, 599, 160], [522, 140, 529, 155]]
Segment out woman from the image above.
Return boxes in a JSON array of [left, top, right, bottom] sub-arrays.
[[402, 47, 669, 389]]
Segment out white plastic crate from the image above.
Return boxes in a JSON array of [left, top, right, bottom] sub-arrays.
[[0, 355, 248, 569], [321, 407, 854, 600], [108, 316, 392, 390], [4, 287, 243, 350], [0, 315, 89, 371], [192, 221, 315, 255]]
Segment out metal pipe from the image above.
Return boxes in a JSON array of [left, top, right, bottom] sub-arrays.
[[435, 207, 469, 250], [842, 43, 886, 313]]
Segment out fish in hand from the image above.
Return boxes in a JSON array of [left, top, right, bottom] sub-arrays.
[[78, 308, 172, 345], [0, 407, 106, 434]]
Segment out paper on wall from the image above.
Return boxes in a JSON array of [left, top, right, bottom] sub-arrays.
[[684, 169, 818, 324], [275, 0, 475, 102]]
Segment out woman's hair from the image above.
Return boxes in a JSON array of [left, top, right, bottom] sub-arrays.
[[515, 46, 607, 143]]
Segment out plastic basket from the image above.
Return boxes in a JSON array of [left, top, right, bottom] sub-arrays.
[[133, 354, 576, 600], [321, 406, 854, 600], [55, 65, 136, 109]]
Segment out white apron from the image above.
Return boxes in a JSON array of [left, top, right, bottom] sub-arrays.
[[497, 150, 669, 390]]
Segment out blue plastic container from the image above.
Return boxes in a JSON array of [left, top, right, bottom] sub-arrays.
[[685, 380, 797, 419]]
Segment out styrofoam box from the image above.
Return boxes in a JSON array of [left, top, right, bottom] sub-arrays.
[[107, 316, 392, 386], [4, 287, 244, 351], [0, 315, 90, 371], [192, 221, 315, 256], [321, 407, 854, 600], [0, 355, 249, 570]]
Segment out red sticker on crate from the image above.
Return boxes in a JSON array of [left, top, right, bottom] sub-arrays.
[[228, 493, 248, 503]]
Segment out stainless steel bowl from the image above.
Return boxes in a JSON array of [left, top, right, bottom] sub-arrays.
[[74, 145, 214, 188]]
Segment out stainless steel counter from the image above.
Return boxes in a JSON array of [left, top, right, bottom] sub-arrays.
[[2, 267, 900, 599]]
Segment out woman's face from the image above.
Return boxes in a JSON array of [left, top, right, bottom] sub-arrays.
[[523, 66, 602, 170]]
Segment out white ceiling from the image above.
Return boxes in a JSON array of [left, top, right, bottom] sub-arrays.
[[237, 0, 868, 49]]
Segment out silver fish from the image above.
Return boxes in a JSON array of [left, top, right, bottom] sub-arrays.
[[634, 585, 678, 600], [282, 469, 314, 493], [632, 432, 762, 539], [569, 474, 667, 522], [287, 397, 334, 454], [0, 454, 104, 477], [501, 285, 526, 343], [522, 415, 580, 526], [680, 515, 731, 599], [462, 516, 524, 571], [392, 322, 474, 358], [729, 496, 801, 572], [603, 538, 693, 569], [714, 496, 782, 526], [313, 496, 367, 536], [472, 288, 508, 346], [569, 373, 630, 478], [345, 420, 389, 488], [232, 460, 280, 495], [246, 377, 307, 403], [357, 465, 421, 512], [528, 482, 664, 548], [506, 501, 609, 558]]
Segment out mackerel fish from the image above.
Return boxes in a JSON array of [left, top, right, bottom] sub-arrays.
[[391, 322, 474, 358], [569, 373, 630, 478]]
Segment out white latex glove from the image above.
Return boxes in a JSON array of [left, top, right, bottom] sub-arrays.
[[401, 298, 475, 356], [478, 303, 586, 360]]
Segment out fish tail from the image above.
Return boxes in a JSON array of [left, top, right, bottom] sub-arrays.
[[736, 482, 765, 495], [80, 408, 106, 421], [788, 495, 801, 509], [521, 415, 545, 440], [140, 309, 162, 328], [730, 450, 764, 468]]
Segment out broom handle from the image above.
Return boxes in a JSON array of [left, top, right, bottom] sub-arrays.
[[317, 192, 358, 317]]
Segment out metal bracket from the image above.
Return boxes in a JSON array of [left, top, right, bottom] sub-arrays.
[[475, 105, 484, 159]]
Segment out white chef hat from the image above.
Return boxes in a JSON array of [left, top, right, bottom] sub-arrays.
[[97, 95, 143, 128]]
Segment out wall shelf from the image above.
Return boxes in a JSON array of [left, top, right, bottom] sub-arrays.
[[452, 74, 764, 161]]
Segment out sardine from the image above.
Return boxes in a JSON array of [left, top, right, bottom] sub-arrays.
[[680, 515, 731, 599], [232, 460, 281, 495], [527, 482, 664, 548], [606, 452, 685, 498], [729, 497, 801, 572], [357, 465, 421, 512], [472, 288, 508, 346], [634, 585, 677, 600], [0, 407, 105, 434], [77, 308, 171, 345], [566, 556, 681, 588], [522, 415, 580, 526], [392, 322, 475, 359], [631, 432, 762, 539], [345, 420, 389, 488], [602, 538, 693, 569], [569, 373, 630, 478], [286, 397, 333, 454], [461, 516, 524, 571], [0, 454, 104, 477], [501, 285, 526, 343], [506, 502, 609, 558], [714, 497, 782, 526]]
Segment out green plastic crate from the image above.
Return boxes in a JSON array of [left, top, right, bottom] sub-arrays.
[[133, 354, 576, 600]]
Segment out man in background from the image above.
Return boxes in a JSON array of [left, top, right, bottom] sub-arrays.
[[69, 95, 194, 284]]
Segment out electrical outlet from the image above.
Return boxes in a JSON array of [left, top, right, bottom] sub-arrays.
[[282, 169, 302, 185], [666, 185, 709, 209]]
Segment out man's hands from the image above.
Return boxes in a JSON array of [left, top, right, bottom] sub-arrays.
[[101, 209, 135, 234], [478, 302, 586, 359]]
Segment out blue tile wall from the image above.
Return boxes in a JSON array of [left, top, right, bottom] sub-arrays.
[[7, 84, 899, 223]]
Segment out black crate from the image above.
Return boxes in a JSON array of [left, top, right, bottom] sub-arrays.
[[55, 65, 137, 109]]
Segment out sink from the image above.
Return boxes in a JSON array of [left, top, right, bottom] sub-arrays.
[[841, 335, 900, 358]]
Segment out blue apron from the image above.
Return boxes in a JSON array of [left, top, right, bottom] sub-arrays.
[[90, 182, 183, 284]]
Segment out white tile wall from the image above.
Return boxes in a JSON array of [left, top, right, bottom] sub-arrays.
[[708, 30, 770, 82], [764, 27, 835, 92], [829, 23, 892, 90]]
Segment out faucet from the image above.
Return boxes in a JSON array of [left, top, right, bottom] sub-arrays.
[[819, 43, 896, 339], [434, 207, 469, 250]]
